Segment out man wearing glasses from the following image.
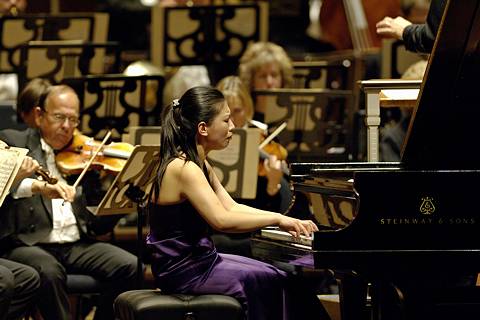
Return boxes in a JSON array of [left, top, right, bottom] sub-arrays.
[[0, 84, 138, 320]]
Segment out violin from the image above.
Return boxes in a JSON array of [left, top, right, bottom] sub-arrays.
[[36, 168, 58, 184], [55, 132, 134, 176], [257, 122, 289, 177], [258, 138, 289, 177]]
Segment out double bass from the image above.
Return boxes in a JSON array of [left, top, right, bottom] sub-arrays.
[[319, 0, 402, 52]]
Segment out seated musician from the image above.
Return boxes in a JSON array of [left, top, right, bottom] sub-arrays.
[[1, 139, 40, 320], [148, 85, 329, 320], [238, 41, 294, 123], [0, 84, 138, 320], [239, 44, 313, 218]]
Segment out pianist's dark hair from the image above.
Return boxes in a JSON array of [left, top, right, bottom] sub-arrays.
[[151, 86, 225, 202]]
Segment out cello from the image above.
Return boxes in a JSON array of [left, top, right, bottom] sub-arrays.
[[319, 0, 402, 52]]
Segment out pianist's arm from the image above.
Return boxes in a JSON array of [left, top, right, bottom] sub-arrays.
[[183, 161, 318, 237]]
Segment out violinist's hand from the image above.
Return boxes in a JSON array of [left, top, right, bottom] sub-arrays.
[[32, 180, 76, 202], [263, 155, 284, 196], [278, 215, 318, 238], [376, 16, 412, 40], [13, 156, 40, 185]]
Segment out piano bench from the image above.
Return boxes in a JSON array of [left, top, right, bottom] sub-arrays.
[[114, 289, 243, 320]]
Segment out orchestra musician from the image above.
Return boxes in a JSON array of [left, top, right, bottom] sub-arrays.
[[376, 0, 447, 54], [0, 84, 138, 320], [238, 44, 314, 218], [238, 41, 294, 123], [1, 139, 40, 320], [238, 41, 299, 213], [148, 86, 329, 320]]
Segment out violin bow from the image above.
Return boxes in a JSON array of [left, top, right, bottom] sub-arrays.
[[258, 122, 287, 150], [62, 131, 112, 204], [71, 130, 112, 190]]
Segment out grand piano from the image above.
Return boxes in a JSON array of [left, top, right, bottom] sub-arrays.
[[252, 1, 480, 319]]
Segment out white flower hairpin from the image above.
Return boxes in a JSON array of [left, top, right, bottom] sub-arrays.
[[172, 99, 180, 108]]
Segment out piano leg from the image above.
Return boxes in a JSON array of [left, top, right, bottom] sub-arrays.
[[286, 270, 334, 320], [336, 271, 369, 320], [370, 281, 406, 320]]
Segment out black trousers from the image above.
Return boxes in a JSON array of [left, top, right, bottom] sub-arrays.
[[4, 241, 137, 320], [0, 258, 40, 320]]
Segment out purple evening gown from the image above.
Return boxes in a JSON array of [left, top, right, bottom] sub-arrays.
[[146, 200, 289, 320]]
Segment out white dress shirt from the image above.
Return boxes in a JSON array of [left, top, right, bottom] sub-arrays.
[[14, 138, 80, 243]]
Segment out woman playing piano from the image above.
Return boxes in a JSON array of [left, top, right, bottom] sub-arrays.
[[147, 86, 327, 320]]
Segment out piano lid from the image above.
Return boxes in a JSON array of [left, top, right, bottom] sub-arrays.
[[402, 0, 480, 170]]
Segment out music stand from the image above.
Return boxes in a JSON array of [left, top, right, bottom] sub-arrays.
[[151, 2, 268, 68], [95, 145, 159, 287], [253, 88, 354, 162]]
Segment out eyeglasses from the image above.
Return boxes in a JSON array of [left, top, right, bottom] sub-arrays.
[[43, 110, 80, 127]]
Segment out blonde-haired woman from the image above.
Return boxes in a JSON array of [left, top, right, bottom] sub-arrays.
[[239, 42, 294, 122], [216, 76, 254, 128]]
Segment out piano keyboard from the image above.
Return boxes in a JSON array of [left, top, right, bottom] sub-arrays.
[[260, 228, 313, 247]]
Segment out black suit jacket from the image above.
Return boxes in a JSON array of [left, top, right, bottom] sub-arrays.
[[0, 128, 119, 247], [402, 0, 447, 53]]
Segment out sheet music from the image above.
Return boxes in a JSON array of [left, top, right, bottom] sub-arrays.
[[0, 145, 28, 207]]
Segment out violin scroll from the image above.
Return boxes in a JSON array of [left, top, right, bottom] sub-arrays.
[[36, 168, 58, 184]]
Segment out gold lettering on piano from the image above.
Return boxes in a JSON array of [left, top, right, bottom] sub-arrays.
[[380, 218, 434, 225], [419, 197, 435, 215], [449, 218, 476, 224], [379, 217, 476, 225]]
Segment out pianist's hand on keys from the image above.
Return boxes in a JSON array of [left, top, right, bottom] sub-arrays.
[[277, 215, 318, 238]]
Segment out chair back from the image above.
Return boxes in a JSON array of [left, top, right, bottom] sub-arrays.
[[0, 13, 108, 73], [19, 40, 120, 91], [253, 88, 355, 162], [63, 74, 165, 140], [292, 59, 355, 90], [151, 2, 268, 75]]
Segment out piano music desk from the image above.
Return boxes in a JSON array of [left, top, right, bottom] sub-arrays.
[[359, 79, 421, 162]]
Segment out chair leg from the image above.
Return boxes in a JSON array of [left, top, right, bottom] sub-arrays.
[[70, 294, 96, 320], [69, 295, 79, 320]]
